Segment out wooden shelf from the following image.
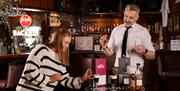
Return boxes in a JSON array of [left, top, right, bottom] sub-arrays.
[[85, 12, 122, 18], [82, 32, 111, 35], [85, 11, 161, 17], [140, 11, 161, 15], [169, 31, 180, 36]]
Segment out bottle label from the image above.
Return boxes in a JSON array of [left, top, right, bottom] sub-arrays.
[[160, 42, 163, 49], [124, 78, 129, 84], [130, 80, 135, 88], [94, 45, 100, 51], [136, 80, 142, 86]]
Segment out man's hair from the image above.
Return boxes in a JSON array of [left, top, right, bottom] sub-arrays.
[[125, 4, 140, 14]]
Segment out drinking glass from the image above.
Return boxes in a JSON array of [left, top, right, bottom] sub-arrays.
[[134, 36, 141, 45], [88, 77, 94, 90], [93, 74, 99, 88], [110, 75, 117, 90]]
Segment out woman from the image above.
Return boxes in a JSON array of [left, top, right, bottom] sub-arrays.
[[16, 28, 92, 91]]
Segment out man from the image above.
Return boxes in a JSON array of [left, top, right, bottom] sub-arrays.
[[99, 4, 155, 74]]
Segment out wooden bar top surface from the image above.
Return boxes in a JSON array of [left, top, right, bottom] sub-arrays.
[[0, 54, 29, 59]]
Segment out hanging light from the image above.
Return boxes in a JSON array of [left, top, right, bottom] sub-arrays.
[[0, 0, 6, 9]]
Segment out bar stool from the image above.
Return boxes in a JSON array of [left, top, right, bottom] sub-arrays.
[[157, 51, 180, 91], [0, 62, 25, 89]]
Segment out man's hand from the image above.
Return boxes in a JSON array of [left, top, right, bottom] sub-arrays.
[[132, 44, 146, 55], [99, 35, 108, 48]]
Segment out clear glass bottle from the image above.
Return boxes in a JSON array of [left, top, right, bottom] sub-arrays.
[[11, 42, 15, 54], [93, 37, 100, 51], [135, 63, 143, 90], [159, 35, 164, 50]]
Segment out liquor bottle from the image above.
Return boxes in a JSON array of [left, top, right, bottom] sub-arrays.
[[123, 66, 130, 88], [123, 71, 130, 88], [93, 37, 100, 51], [11, 43, 15, 54], [14, 37, 21, 54], [130, 74, 136, 89], [135, 63, 143, 90], [159, 35, 164, 50], [6, 43, 11, 54]]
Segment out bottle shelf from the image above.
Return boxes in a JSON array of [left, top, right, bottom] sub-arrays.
[[84, 11, 161, 17], [85, 12, 122, 18]]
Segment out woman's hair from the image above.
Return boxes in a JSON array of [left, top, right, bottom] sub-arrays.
[[47, 28, 71, 66]]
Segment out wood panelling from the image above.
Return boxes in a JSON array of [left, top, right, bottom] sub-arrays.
[[19, 0, 55, 10], [18, 0, 80, 14], [170, 0, 180, 13]]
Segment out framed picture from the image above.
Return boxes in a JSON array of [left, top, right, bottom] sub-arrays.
[[49, 12, 61, 27], [75, 36, 93, 50]]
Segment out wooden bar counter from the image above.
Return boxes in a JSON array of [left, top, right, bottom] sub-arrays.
[[68, 50, 180, 91], [0, 51, 180, 91], [0, 54, 28, 59]]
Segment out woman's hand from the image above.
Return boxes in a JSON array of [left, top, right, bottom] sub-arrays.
[[81, 69, 92, 82], [49, 74, 61, 83]]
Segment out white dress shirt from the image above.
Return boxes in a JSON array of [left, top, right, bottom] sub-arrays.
[[107, 23, 155, 73]]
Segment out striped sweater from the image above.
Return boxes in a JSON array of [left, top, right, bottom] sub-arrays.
[[16, 44, 82, 91]]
